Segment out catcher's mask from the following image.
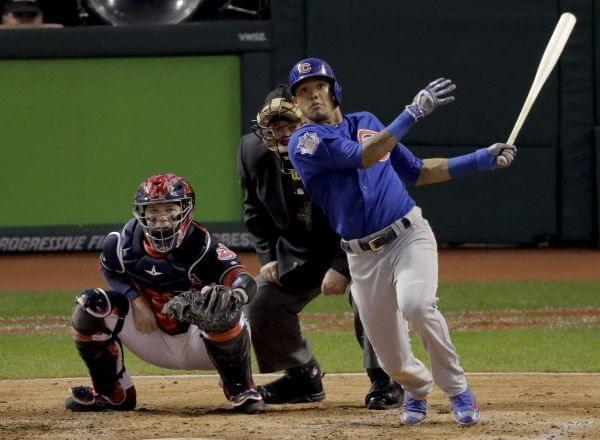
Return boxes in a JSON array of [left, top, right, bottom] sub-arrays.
[[251, 97, 303, 154], [133, 173, 195, 253]]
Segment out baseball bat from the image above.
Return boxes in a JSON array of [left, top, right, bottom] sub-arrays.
[[506, 12, 576, 145]]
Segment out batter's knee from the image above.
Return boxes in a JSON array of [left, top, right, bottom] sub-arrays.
[[398, 283, 437, 321]]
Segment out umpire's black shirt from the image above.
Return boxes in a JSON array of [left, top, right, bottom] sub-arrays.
[[236, 133, 349, 291]]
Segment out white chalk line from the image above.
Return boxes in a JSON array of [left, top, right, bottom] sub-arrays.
[[2, 371, 600, 383]]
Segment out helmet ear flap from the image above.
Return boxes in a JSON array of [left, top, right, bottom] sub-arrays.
[[333, 81, 342, 105]]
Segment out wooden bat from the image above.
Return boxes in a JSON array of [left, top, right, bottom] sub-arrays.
[[506, 12, 577, 146]]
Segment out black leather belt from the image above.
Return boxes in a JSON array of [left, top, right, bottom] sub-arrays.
[[341, 217, 411, 252]]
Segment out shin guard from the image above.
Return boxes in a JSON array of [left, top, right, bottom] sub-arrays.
[[204, 324, 254, 398]]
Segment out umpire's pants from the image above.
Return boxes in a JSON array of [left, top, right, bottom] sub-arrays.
[[245, 275, 321, 372]]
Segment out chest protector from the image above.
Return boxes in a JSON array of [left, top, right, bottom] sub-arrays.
[[118, 220, 210, 334]]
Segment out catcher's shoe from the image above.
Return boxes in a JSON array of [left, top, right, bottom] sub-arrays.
[[365, 380, 404, 410], [258, 359, 325, 404], [449, 387, 480, 426], [65, 385, 136, 412], [230, 389, 266, 414], [400, 397, 427, 425]]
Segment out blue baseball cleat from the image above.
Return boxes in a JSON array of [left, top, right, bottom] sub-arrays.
[[400, 397, 427, 425], [449, 387, 480, 426]]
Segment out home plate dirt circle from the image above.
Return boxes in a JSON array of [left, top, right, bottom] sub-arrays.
[[1, 373, 599, 439]]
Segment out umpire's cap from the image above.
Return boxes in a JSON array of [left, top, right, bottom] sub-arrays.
[[263, 84, 293, 103]]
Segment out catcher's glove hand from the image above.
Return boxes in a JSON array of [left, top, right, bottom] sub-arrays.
[[162, 285, 246, 334]]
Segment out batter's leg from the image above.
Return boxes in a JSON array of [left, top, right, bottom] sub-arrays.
[[393, 221, 468, 398], [348, 250, 434, 400]]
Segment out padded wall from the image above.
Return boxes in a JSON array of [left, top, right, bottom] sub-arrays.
[[272, 0, 597, 244]]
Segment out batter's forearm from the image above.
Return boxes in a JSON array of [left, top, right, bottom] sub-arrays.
[[361, 110, 416, 168], [416, 158, 451, 185], [361, 132, 397, 168]]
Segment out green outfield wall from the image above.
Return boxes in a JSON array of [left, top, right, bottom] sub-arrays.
[[0, 56, 242, 226]]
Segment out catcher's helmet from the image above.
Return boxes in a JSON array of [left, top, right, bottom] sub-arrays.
[[288, 57, 342, 104], [133, 173, 195, 253]]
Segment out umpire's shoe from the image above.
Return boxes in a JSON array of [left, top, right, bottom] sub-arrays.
[[230, 389, 266, 414], [365, 380, 404, 410], [65, 385, 136, 412], [258, 358, 325, 404]]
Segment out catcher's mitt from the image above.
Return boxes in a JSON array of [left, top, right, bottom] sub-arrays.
[[162, 285, 244, 334]]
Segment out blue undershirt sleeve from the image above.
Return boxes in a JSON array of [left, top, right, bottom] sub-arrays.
[[390, 143, 424, 184]]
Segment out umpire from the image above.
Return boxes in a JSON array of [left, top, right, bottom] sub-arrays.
[[237, 85, 403, 409]]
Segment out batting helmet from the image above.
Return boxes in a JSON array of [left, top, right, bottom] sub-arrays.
[[288, 57, 342, 104], [133, 173, 195, 253]]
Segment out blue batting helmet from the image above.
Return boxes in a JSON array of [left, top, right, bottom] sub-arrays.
[[288, 57, 342, 104]]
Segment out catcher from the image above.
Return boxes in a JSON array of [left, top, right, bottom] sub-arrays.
[[65, 173, 265, 414]]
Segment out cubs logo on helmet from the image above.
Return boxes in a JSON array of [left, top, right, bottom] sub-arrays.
[[298, 62, 312, 74]]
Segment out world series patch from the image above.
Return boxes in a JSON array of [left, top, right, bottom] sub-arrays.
[[298, 132, 319, 155]]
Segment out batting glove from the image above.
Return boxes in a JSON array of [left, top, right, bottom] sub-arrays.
[[406, 78, 456, 120]]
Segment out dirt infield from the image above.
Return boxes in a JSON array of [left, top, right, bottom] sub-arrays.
[[1, 248, 600, 292], [1, 248, 599, 439], [1, 373, 599, 440]]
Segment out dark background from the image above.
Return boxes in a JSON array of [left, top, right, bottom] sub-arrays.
[[0, 0, 597, 249]]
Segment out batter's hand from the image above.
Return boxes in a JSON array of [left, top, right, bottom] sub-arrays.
[[321, 268, 350, 296], [487, 143, 517, 168], [131, 295, 157, 333], [260, 260, 282, 286], [406, 78, 456, 120]]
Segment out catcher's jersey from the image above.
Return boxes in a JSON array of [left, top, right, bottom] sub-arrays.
[[288, 111, 423, 240], [100, 220, 248, 334]]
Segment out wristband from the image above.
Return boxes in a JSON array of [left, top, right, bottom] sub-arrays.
[[448, 148, 495, 178], [386, 110, 417, 141]]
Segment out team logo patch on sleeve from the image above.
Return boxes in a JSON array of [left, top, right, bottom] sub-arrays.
[[358, 129, 378, 143], [216, 244, 237, 260], [298, 132, 320, 155], [358, 129, 389, 161]]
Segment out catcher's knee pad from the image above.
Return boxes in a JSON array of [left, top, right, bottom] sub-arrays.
[[71, 288, 129, 336]]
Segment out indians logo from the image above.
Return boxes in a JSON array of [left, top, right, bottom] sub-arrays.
[[298, 132, 320, 155], [358, 129, 390, 161], [298, 62, 312, 74], [216, 244, 236, 261]]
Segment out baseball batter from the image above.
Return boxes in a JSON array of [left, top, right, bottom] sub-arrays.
[[286, 58, 516, 426], [240, 85, 404, 409], [65, 174, 265, 414]]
